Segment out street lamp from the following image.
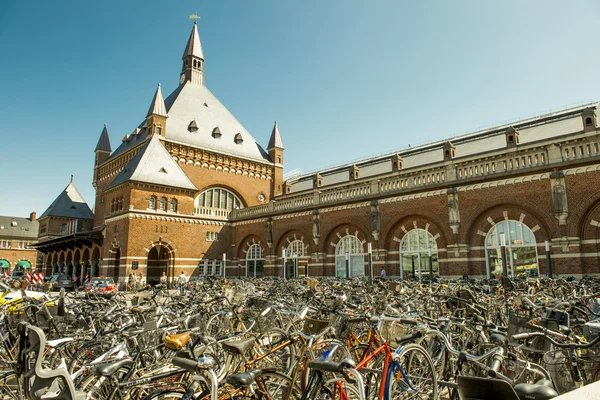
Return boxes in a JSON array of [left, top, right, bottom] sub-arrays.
[[545, 240, 553, 278], [500, 232, 508, 278], [345, 253, 350, 279], [282, 248, 287, 280], [367, 243, 373, 283], [428, 248, 434, 282]]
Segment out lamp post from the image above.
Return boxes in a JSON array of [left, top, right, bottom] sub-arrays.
[[345, 253, 350, 279], [222, 253, 226, 277], [500, 232, 508, 279], [545, 240, 553, 278], [367, 243, 373, 283], [400, 257, 405, 281], [237, 263, 241, 279], [282, 249, 287, 280], [428, 248, 434, 282]]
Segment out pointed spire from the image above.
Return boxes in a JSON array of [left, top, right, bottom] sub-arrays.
[[268, 121, 284, 149], [183, 21, 204, 60], [95, 124, 112, 152], [147, 83, 167, 117]]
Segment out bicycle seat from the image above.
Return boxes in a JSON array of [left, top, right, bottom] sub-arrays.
[[514, 380, 558, 400], [222, 337, 255, 355], [165, 331, 192, 350], [226, 368, 276, 387], [489, 333, 507, 346], [94, 358, 134, 377]]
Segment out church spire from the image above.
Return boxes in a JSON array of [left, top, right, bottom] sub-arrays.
[[180, 21, 205, 86], [146, 84, 168, 137], [95, 124, 112, 153]]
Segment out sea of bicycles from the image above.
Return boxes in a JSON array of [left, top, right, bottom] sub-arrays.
[[1, 275, 600, 400]]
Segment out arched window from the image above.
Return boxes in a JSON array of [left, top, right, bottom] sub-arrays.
[[111, 199, 115, 213], [194, 188, 243, 217], [246, 244, 264, 278], [169, 199, 177, 212], [159, 197, 167, 211], [399, 229, 438, 280], [335, 235, 364, 278], [149, 196, 156, 210], [485, 220, 538, 278], [284, 239, 307, 279]]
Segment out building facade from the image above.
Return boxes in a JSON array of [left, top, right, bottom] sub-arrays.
[[34, 22, 600, 283], [0, 212, 39, 274]]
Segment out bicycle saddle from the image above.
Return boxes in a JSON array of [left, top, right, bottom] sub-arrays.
[[489, 333, 507, 346], [513, 380, 558, 400], [94, 358, 134, 377], [226, 368, 276, 387], [164, 331, 192, 350], [222, 337, 255, 355]]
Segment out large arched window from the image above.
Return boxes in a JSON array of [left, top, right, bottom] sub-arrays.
[[399, 229, 438, 280], [485, 220, 538, 278], [335, 235, 364, 278], [284, 239, 308, 279], [246, 244, 264, 278], [195, 188, 244, 218], [159, 197, 167, 211]]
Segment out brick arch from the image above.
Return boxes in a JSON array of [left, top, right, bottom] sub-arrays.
[[466, 204, 551, 248], [236, 234, 265, 260], [321, 223, 369, 255], [578, 199, 600, 274], [274, 229, 313, 257], [384, 215, 448, 251]]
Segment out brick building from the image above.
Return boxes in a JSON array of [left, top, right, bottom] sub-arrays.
[[0, 212, 39, 274], [34, 22, 600, 283]]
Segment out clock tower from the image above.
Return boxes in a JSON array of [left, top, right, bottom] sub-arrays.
[[180, 21, 205, 86]]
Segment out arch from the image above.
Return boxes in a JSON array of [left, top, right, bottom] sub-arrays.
[[0, 259, 10, 271], [65, 252, 73, 276], [112, 248, 120, 281], [246, 243, 264, 278], [147, 245, 171, 285], [484, 220, 539, 278], [91, 247, 101, 277], [335, 235, 364, 278], [59, 252, 65, 274], [194, 186, 246, 217], [73, 249, 81, 282], [399, 228, 439, 281], [15, 260, 31, 271]]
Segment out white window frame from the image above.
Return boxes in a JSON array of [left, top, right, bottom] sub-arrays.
[[399, 229, 439, 281], [484, 220, 539, 278], [334, 235, 364, 278]]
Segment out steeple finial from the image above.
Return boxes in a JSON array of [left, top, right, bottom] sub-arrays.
[[147, 83, 167, 117], [70, 174, 74, 183]]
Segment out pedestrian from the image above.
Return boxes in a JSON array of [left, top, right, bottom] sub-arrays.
[[160, 272, 167, 286], [177, 271, 187, 295], [380, 267, 387, 280], [72, 274, 79, 290]]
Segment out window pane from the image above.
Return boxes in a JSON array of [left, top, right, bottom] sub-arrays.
[[206, 190, 213, 207]]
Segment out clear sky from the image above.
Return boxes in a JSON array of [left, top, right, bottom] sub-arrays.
[[2, 0, 600, 218]]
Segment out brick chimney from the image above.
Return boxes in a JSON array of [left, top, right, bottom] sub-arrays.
[[30, 211, 36, 222]]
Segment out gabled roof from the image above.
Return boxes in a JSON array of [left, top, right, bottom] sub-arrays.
[[106, 135, 198, 191], [183, 21, 204, 60], [40, 177, 94, 220], [268, 121, 284, 150], [147, 83, 167, 117], [95, 124, 112, 152], [0, 216, 38, 239]]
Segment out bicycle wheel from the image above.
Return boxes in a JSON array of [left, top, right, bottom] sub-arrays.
[[140, 389, 185, 400], [322, 377, 363, 400], [77, 366, 129, 399], [68, 339, 113, 374], [0, 370, 21, 399], [253, 328, 295, 374], [389, 343, 438, 400], [255, 371, 302, 399]]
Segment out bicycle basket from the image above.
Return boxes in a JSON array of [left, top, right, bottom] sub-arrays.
[[302, 318, 329, 336], [544, 347, 600, 394], [328, 314, 350, 340], [138, 320, 164, 348], [508, 313, 556, 353]]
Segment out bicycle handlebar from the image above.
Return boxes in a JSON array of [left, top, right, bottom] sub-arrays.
[[511, 331, 600, 348]]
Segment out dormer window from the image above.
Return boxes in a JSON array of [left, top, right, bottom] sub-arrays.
[[586, 117, 593, 126], [156, 127, 162, 136], [212, 127, 222, 138], [508, 135, 514, 142], [188, 120, 198, 133], [234, 132, 244, 144]]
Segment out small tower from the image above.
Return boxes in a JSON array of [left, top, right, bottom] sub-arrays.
[[93, 124, 112, 186], [146, 83, 168, 137], [268, 121, 284, 197], [180, 21, 205, 86]]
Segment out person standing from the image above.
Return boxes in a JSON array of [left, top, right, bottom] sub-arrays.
[[177, 271, 187, 295], [380, 267, 387, 280]]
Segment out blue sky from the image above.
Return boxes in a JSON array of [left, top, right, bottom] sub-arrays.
[[1, 1, 600, 218]]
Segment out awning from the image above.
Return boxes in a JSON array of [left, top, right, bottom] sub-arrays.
[[0, 260, 8, 269], [15, 260, 31, 269]]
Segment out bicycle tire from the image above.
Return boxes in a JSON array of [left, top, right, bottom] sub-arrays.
[[140, 389, 186, 400], [0, 370, 21, 399], [389, 343, 438, 400], [323, 377, 363, 400], [254, 371, 302, 399], [253, 328, 296, 374]]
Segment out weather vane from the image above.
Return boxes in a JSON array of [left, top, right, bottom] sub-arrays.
[[189, 13, 200, 21]]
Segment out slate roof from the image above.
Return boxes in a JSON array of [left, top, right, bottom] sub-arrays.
[[106, 135, 198, 191], [95, 124, 112, 152], [0, 216, 38, 239], [40, 177, 94, 220], [267, 121, 284, 150]]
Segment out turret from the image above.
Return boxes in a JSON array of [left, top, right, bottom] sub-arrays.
[[268, 121, 284, 197], [146, 83, 168, 137], [93, 124, 111, 185], [179, 21, 205, 86]]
